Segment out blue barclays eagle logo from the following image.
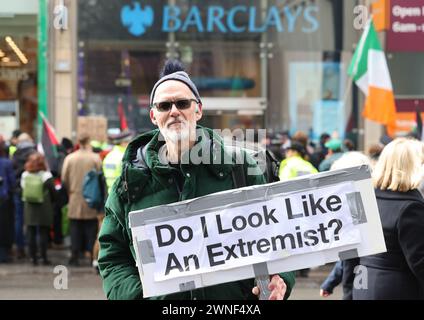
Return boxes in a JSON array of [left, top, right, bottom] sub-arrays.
[[120, 2, 154, 36]]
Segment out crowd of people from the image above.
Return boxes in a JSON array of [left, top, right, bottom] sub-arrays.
[[0, 128, 131, 270]]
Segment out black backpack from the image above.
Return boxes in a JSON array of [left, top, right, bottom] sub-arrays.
[[257, 148, 280, 183], [231, 145, 280, 187]]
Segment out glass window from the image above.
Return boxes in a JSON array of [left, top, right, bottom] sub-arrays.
[[77, 0, 360, 141], [0, 14, 37, 137]]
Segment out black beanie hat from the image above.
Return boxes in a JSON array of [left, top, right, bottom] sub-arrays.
[[149, 60, 201, 107]]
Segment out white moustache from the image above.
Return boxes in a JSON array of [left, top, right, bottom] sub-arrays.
[[167, 119, 186, 127]]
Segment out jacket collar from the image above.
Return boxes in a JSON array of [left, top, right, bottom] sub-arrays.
[[121, 126, 236, 195], [375, 188, 424, 202]]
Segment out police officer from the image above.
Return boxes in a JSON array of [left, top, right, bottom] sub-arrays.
[[92, 131, 132, 273], [102, 131, 132, 193]]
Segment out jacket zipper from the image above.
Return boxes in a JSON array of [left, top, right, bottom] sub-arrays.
[[173, 171, 183, 201], [123, 163, 130, 204]]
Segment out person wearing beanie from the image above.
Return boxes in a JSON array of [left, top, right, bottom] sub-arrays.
[[98, 60, 295, 300], [318, 138, 344, 172]]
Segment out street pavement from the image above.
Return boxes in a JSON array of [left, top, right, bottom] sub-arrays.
[[0, 246, 342, 300], [0, 248, 104, 300]]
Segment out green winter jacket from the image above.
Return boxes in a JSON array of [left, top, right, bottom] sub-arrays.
[[98, 126, 295, 300]]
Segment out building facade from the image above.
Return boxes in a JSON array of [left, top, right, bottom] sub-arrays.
[[0, 0, 38, 138], [73, 0, 359, 145], [2, 0, 424, 151]]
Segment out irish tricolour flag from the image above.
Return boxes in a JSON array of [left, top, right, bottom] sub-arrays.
[[348, 20, 397, 134]]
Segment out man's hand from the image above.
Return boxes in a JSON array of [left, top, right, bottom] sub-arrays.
[[320, 289, 331, 297], [252, 274, 287, 300]]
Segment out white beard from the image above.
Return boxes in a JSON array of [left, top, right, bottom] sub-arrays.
[[164, 128, 190, 143], [162, 123, 191, 143]]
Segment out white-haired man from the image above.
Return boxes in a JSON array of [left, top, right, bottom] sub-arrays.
[[98, 60, 295, 300]]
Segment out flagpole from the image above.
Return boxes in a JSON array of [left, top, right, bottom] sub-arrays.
[[347, 17, 372, 149], [352, 17, 372, 77], [37, 111, 46, 145], [38, 110, 59, 140], [38, 110, 47, 121], [341, 74, 353, 109]]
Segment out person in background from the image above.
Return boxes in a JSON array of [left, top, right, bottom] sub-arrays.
[[309, 133, 330, 170], [343, 139, 355, 152], [353, 138, 424, 300], [320, 151, 372, 299], [278, 141, 317, 181], [278, 131, 291, 160], [379, 134, 393, 147], [61, 134, 102, 266], [279, 140, 318, 278], [367, 143, 384, 169], [291, 130, 315, 161], [12, 133, 36, 259], [420, 174, 424, 198], [7, 129, 22, 159], [318, 138, 344, 172], [0, 135, 8, 155], [320, 261, 343, 298], [102, 131, 132, 194], [21, 153, 57, 265], [0, 139, 16, 263], [50, 138, 74, 248], [92, 131, 132, 273], [57, 138, 74, 177]]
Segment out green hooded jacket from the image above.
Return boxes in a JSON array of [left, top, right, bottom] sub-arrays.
[[98, 126, 295, 300]]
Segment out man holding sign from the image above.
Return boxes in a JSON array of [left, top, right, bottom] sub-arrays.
[[98, 60, 295, 300]]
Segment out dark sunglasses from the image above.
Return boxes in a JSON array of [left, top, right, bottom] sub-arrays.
[[152, 99, 198, 112]]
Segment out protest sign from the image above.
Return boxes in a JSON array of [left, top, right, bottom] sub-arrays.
[[77, 116, 107, 142], [129, 165, 386, 297]]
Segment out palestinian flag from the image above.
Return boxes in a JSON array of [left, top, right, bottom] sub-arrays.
[[348, 20, 397, 135], [41, 116, 60, 173], [117, 98, 129, 131]]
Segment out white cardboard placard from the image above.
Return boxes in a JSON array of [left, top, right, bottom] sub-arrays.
[[129, 165, 386, 298]]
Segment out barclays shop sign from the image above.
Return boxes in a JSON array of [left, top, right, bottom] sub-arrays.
[[121, 2, 319, 36]]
